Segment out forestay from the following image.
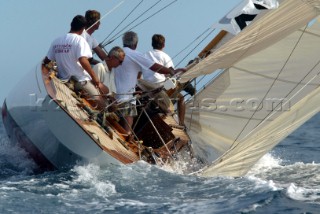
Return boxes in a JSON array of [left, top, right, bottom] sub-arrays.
[[183, 0, 320, 177]]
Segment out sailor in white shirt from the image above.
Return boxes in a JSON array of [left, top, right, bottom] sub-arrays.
[[44, 15, 107, 110], [143, 49, 174, 84], [95, 46, 125, 95], [82, 10, 120, 95], [114, 31, 186, 137], [82, 10, 108, 65], [142, 34, 186, 126]]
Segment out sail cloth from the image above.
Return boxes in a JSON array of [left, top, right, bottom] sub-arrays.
[[181, 0, 320, 82], [212, 0, 279, 35], [183, 0, 320, 177]]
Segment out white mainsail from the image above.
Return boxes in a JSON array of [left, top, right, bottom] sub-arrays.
[[183, 0, 320, 177]]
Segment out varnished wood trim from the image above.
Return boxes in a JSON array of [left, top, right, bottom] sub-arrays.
[[198, 30, 228, 58]]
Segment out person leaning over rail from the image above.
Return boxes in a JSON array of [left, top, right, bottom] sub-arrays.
[[94, 46, 125, 96], [114, 31, 186, 139], [142, 34, 186, 126], [43, 15, 109, 110]]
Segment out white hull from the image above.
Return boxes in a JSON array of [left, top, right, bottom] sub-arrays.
[[2, 64, 122, 170], [2, 63, 189, 171]]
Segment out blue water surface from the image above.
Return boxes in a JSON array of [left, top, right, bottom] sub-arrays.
[[1, 111, 320, 214]]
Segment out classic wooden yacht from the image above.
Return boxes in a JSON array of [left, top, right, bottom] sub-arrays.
[[3, 0, 320, 177]]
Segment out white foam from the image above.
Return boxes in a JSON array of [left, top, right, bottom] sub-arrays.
[[0, 135, 36, 174], [156, 149, 204, 175], [241, 203, 264, 213], [247, 175, 280, 191], [72, 164, 117, 198], [53, 183, 70, 189], [114, 199, 147, 207], [0, 187, 18, 191], [157, 159, 188, 175], [245, 153, 284, 192], [245, 153, 320, 204], [247, 153, 283, 176], [286, 183, 320, 203]]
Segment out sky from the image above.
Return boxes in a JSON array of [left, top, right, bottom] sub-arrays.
[[0, 0, 241, 102]]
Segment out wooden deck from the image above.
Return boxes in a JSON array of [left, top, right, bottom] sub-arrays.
[[42, 65, 191, 165]]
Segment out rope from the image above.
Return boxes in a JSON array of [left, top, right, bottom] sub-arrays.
[[136, 99, 175, 160]]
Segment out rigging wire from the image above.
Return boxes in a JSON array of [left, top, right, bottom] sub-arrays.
[[86, 1, 125, 32], [191, 23, 314, 171], [150, 26, 215, 75], [96, 0, 224, 116], [170, 26, 217, 111], [100, 0, 212, 76], [136, 99, 175, 160], [230, 24, 309, 149], [102, 0, 163, 47], [107, 0, 162, 41], [184, 69, 223, 103], [102, 0, 178, 48], [171, 28, 212, 61], [241, 58, 320, 143], [164, 27, 219, 105], [239, 31, 320, 144], [175, 27, 216, 67], [170, 26, 219, 104], [100, 0, 144, 46]]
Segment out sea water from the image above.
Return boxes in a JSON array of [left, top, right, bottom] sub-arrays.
[[1, 112, 320, 213]]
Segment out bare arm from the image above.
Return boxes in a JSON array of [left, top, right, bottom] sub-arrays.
[[137, 71, 142, 79], [88, 57, 101, 65], [79, 56, 109, 94], [150, 63, 186, 75], [93, 46, 108, 61], [78, 57, 100, 85]]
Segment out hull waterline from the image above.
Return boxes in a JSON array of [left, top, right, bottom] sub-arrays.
[[1, 64, 124, 170]]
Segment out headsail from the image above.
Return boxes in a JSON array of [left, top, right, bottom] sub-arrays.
[[184, 0, 320, 177], [181, 0, 320, 82]]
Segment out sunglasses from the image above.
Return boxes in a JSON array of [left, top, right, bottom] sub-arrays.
[[117, 58, 123, 65], [113, 56, 123, 65]]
